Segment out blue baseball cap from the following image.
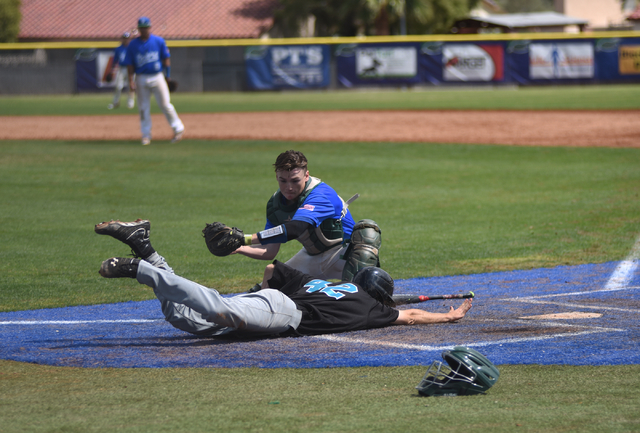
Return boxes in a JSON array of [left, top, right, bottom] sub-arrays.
[[137, 17, 151, 28]]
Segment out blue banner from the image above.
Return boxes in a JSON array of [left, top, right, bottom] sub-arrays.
[[594, 37, 640, 81], [245, 45, 330, 90], [336, 37, 640, 87], [74, 49, 116, 92]]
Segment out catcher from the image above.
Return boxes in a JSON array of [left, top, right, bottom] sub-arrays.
[[95, 219, 472, 338], [205, 150, 383, 290]]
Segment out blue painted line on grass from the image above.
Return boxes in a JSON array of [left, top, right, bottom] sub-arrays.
[[1, 261, 638, 368]]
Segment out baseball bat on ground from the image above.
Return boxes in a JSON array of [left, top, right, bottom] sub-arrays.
[[392, 291, 474, 305]]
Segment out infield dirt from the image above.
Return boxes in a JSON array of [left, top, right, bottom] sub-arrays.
[[2, 110, 639, 147]]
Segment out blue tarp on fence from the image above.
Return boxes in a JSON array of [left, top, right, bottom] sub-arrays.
[[332, 37, 640, 87]]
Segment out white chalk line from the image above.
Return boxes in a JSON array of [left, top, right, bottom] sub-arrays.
[[0, 319, 164, 326], [314, 324, 623, 352], [605, 236, 640, 289], [494, 319, 624, 332], [502, 285, 640, 302], [510, 298, 637, 313]]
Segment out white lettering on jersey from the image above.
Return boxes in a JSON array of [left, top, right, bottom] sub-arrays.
[[136, 51, 160, 67]]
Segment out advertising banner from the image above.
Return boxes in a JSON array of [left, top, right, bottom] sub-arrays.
[[245, 45, 330, 90], [529, 42, 594, 79], [75, 49, 116, 91], [442, 44, 504, 82], [619, 45, 640, 75], [336, 43, 422, 87], [355, 46, 417, 78]]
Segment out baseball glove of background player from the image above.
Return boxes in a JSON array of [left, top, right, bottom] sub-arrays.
[[105, 71, 114, 83], [166, 78, 178, 92], [203, 222, 244, 257]]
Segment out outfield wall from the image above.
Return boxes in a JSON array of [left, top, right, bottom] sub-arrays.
[[1, 32, 639, 95]]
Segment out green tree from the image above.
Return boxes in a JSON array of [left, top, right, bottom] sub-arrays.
[[272, 0, 479, 37], [495, 0, 555, 13], [404, 0, 480, 34], [0, 0, 21, 42]]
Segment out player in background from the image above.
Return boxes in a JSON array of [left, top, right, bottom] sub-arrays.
[[231, 150, 383, 289], [106, 32, 135, 110], [122, 17, 184, 146]]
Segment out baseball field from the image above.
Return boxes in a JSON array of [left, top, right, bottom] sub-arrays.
[[1, 85, 639, 432]]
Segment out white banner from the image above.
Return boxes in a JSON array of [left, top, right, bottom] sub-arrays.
[[97, 51, 115, 88], [443, 44, 496, 82], [530, 43, 594, 79], [356, 47, 417, 78]]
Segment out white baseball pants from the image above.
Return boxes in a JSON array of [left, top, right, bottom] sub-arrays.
[[135, 72, 184, 140], [136, 259, 302, 337], [285, 243, 348, 281], [112, 68, 134, 107]]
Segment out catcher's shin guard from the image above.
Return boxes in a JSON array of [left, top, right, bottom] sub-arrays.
[[341, 219, 381, 282]]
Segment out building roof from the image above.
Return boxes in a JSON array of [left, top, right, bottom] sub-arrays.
[[469, 12, 589, 29], [628, 5, 640, 20], [18, 0, 278, 41]]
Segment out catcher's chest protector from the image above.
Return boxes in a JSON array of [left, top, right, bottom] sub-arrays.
[[266, 177, 345, 255]]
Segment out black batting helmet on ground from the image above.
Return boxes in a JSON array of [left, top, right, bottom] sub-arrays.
[[353, 266, 395, 307]]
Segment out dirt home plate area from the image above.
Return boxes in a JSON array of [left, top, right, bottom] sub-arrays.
[[0, 110, 639, 368]]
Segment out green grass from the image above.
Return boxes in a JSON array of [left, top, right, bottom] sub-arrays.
[[1, 361, 639, 433], [1, 140, 638, 311], [1, 87, 639, 432], [1, 84, 640, 116]]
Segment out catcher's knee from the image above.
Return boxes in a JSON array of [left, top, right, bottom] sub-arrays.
[[341, 219, 381, 282]]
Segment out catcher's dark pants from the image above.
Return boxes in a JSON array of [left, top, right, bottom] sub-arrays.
[[136, 260, 302, 337]]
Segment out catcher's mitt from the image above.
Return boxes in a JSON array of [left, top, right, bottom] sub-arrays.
[[166, 78, 178, 92], [203, 222, 245, 257]]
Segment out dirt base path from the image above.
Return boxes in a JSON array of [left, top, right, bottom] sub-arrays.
[[2, 110, 639, 147]]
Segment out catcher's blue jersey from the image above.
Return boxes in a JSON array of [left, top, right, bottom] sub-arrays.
[[265, 182, 355, 237]]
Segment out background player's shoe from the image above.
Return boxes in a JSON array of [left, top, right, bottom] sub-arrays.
[[171, 129, 184, 144], [127, 100, 135, 109], [95, 219, 156, 259], [99, 257, 140, 278], [107, 103, 120, 110], [141, 137, 151, 146]]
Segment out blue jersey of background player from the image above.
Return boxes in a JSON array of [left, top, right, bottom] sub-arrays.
[[113, 41, 128, 69], [123, 31, 169, 75]]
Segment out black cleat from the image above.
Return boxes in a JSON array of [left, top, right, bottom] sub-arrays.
[[95, 219, 155, 259], [99, 257, 140, 279], [248, 283, 262, 293]]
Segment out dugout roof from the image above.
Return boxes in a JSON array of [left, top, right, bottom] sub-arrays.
[[453, 12, 589, 34]]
